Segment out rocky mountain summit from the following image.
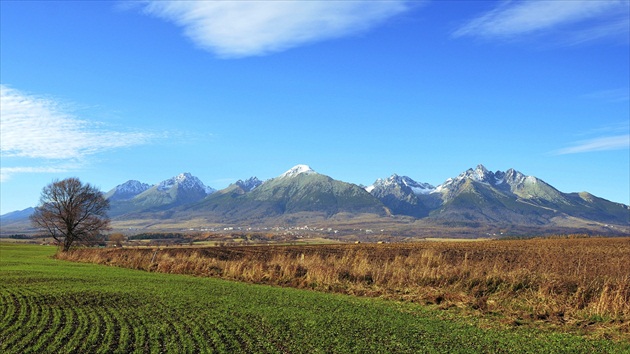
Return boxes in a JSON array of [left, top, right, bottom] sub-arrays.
[[107, 172, 216, 216], [235, 177, 262, 192], [3, 164, 628, 236], [366, 164, 629, 227], [104, 180, 151, 201]]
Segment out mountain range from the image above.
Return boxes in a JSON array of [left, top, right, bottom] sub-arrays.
[[2, 164, 628, 236]]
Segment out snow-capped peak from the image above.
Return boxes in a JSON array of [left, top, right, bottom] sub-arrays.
[[473, 164, 489, 179], [105, 180, 151, 201], [432, 165, 537, 196], [461, 164, 494, 184], [502, 168, 526, 186], [115, 180, 151, 194], [236, 177, 262, 192], [157, 173, 215, 194], [157, 173, 191, 191], [279, 164, 316, 178], [367, 174, 435, 195]]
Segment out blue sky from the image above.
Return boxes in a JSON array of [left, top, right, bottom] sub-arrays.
[[1, 0, 629, 214]]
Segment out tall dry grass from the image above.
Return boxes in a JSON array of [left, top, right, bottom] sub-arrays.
[[59, 237, 630, 334]]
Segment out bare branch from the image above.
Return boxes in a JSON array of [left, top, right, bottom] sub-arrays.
[[30, 178, 110, 252]]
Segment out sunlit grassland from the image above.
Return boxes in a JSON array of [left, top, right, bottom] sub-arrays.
[[2, 243, 629, 353], [62, 237, 630, 339]]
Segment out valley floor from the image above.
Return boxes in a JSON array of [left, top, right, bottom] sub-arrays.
[[59, 237, 630, 341], [2, 241, 629, 353]]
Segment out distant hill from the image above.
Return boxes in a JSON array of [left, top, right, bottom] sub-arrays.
[[0, 207, 35, 234], [188, 165, 388, 222], [0, 207, 34, 224]]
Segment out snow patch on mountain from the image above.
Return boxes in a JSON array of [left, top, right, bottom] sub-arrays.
[[157, 173, 215, 194], [525, 176, 538, 184], [106, 180, 151, 201], [115, 180, 151, 195], [432, 165, 544, 197], [367, 174, 435, 195], [463, 164, 495, 184], [279, 165, 316, 178], [431, 178, 452, 194], [433, 165, 497, 194], [236, 177, 262, 192], [410, 185, 434, 195]]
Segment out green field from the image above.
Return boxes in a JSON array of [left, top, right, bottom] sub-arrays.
[[1, 243, 628, 353]]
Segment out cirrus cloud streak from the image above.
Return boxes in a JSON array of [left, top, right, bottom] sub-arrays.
[[454, 0, 629, 43], [555, 134, 630, 155], [0, 85, 155, 181], [0, 166, 71, 183], [139, 0, 411, 58]]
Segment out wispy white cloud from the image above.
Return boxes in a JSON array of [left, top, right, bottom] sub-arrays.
[[564, 15, 630, 45], [555, 134, 630, 155], [583, 88, 630, 103], [454, 0, 629, 43], [0, 85, 155, 181], [0, 166, 70, 183], [139, 0, 411, 58]]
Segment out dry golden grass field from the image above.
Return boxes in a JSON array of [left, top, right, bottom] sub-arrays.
[[59, 237, 630, 339]]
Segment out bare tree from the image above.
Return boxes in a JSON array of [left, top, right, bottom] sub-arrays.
[[30, 178, 110, 252]]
